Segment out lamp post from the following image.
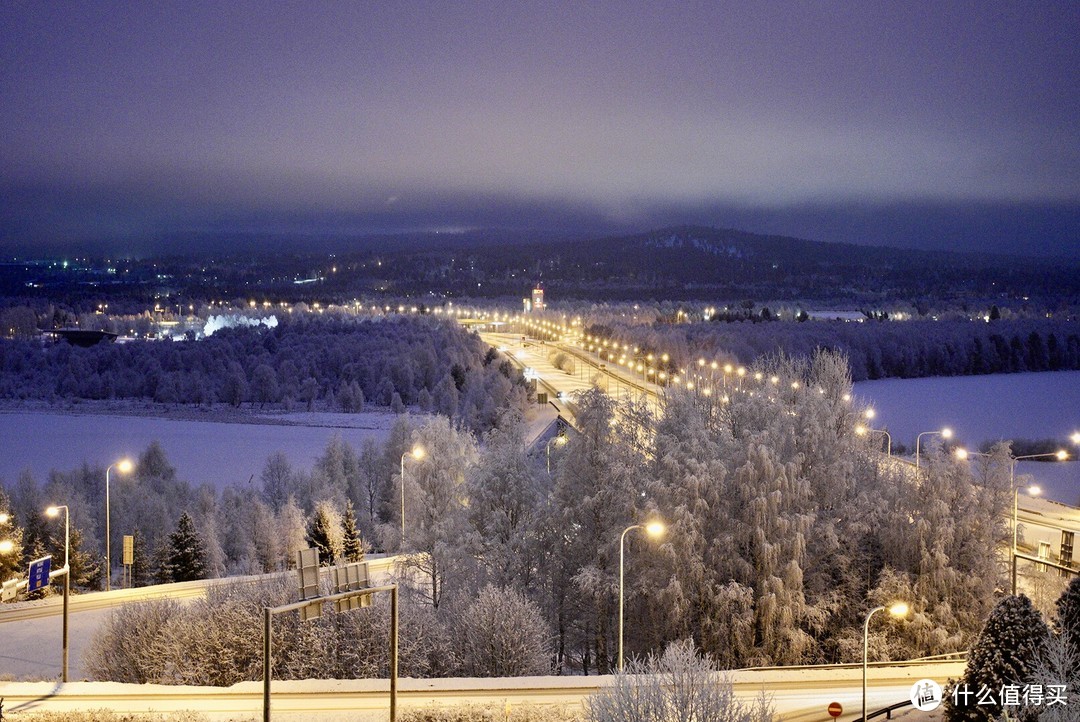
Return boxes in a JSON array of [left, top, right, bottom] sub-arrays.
[[45, 504, 70, 682], [1010, 450, 1067, 594], [546, 435, 567, 475], [104, 458, 133, 592], [618, 520, 665, 671], [915, 428, 952, 470], [855, 425, 892, 457], [400, 446, 425, 546], [863, 602, 909, 721]]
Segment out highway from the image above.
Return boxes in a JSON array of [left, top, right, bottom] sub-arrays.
[[0, 660, 965, 721]]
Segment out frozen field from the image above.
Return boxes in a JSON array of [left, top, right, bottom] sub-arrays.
[[0, 409, 398, 492], [854, 370, 1080, 504]]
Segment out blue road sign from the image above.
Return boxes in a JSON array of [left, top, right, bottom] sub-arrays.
[[27, 555, 52, 593]]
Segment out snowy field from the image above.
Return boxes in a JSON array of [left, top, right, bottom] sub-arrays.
[[0, 408, 399, 492], [854, 370, 1080, 504]]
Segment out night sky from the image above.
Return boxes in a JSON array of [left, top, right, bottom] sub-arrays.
[[2, 1, 1078, 256]]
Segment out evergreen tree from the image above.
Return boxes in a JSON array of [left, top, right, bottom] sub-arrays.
[[1055, 576, 1080, 648], [307, 503, 337, 566], [944, 595, 1048, 721], [165, 512, 209, 582], [0, 490, 24, 581], [341, 500, 364, 563], [130, 527, 152, 587], [68, 525, 102, 590]]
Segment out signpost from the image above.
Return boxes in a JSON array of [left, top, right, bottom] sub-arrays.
[[27, 555, 51, 593], [828, 701, 843, 718], [263, 550, 396, 722], [122, 535, 134, 588]]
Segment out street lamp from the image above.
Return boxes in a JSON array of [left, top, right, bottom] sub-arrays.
[[45, 504, 71, 682], [863, 602, 909, 721], [855, 425, 892, 457], [105, 458, 133, 592], [400, 446, 425, 546], [1010, 450, 1067, 594], [618, 520, 665, 671], [915, 428, 952, 470], [0, 539, 14, 555], [546, 435, 567, 475]]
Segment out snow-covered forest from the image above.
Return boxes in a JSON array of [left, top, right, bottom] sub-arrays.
[[0, 350, 1018, 680], [583, 317, 1080, 382], [0, 315, 531, 432]]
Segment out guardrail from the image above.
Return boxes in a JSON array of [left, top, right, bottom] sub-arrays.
[[853, 699, 911, 722]]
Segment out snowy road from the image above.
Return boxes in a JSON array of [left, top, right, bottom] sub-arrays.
[[0, 661, 966, 721]]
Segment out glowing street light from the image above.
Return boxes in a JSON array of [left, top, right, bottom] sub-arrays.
[[863, 602, 909, 720], [546, 435, 568, 475], [855, 425, 892, 457], [915, 428, 952, 470], [105, 458, 134, 592], [400, 446, 425, 546], [619, 520, 666, 671]]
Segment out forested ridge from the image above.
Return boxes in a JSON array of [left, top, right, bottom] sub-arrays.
[[0, 315, 530, 432], [586, 318, 1080, 382]]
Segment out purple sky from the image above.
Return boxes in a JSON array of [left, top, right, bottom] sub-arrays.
[[2, 1, 1078, 254]]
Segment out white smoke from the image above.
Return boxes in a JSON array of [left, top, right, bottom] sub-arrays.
[[203, 314, 279, 337]]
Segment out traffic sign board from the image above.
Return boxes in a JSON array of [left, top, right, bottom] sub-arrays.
[[27, 555, 52, 593], [827, 701, 843, 718]]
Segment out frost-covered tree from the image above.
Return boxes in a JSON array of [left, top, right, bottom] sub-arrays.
[[130, 527, 152, 587], [944, 595, 1048, 722], [1055, 576, 1080, 645], [341, 500, 364, 563], [163, 512, 209, 582], [584, 639, 774, 722], [549, 387, 643, 674], [400, 415, 478, 609], [260, 451, 295, 510], [277, 496, 308, 569], [465, 417, 543, 589], [0, 488, 24, 581], [307, 501, 341, 566], [454, 585, 552, 677]]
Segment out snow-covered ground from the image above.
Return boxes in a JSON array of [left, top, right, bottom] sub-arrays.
[[0, 407, 399, 492], [854, 371, 1080, 504]]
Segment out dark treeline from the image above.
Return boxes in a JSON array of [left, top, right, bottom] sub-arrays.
[[588, 318, 1080, 381], [0, 315, 530, 433]]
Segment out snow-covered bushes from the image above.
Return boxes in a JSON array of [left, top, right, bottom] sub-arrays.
[[84, 577, 553, 684], [453, 585, 553, 677], [584, 639, 774, 722]]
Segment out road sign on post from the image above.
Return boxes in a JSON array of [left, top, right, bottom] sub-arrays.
[[828, 701, 843, 718], [1, 578, 17, 601], [296, 548, 322, 621], [122, 535, 134, 565], [334, 561, 371, 612], [27, 555, 52, 593]]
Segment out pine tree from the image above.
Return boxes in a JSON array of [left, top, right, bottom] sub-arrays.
[[68, 525, 102, 590], [341, 500, 364, 563], [165, 512, 209, 582], [1055, 577, 1080, 648], [0, 490, 24, 582], [944, 595, 1048, 721], [307, 503, 337, 566], [130, 527, 152, 587]]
